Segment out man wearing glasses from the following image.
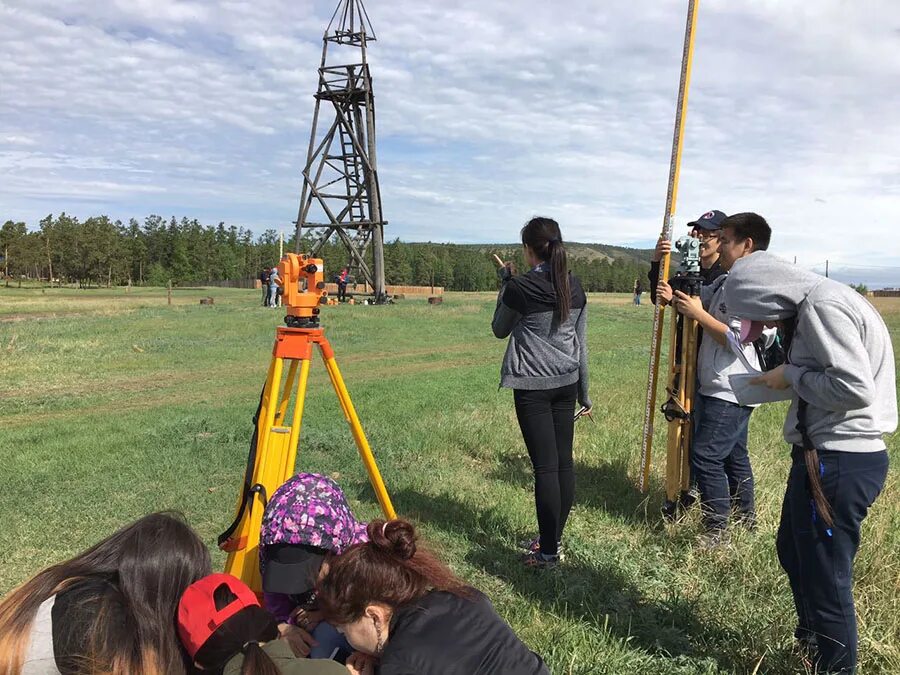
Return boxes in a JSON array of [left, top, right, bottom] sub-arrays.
[[647, 209, 727, 304], [645, 209, 727, 513]]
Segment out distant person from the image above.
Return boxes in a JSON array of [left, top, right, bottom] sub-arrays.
[[260, 268, 271, 306], [268, 266, 280, 308], [177, 573, 346, 675], [0, 512, 211, 675], [336, 267, 350, 302], [316, 519, 551, 675], [657, 213, 774, 546], [491, 216, 591, 568], [260, 473, 368, 660], [633, 278, 643, 305], [727, 251, 896, 674]]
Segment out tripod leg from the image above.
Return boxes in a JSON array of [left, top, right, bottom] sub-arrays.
[[680, 318, 699, 495], [317, 340, 397, 519], [281, 358, 311, 480], [664, 311, 684, 517], [225, 354, 286, 591]]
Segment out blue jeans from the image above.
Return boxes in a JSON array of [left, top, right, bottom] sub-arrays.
[[778, 447, 888, 674], [309, 621, 352, 660], [690, 395, 755, 531]]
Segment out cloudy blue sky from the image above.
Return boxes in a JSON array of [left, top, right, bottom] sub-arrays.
[[1, 0, 899, 285]]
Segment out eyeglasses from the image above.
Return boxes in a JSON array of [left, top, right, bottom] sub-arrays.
[[696, 231, 719, 241]]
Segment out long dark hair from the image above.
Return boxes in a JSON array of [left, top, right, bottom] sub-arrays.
[[521, 216, 571, 321], [0, 512, 211, 675], [316, 519, 471, 626], [192, 583, 281, 675]]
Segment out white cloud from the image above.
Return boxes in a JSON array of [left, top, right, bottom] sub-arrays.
[[1, 0, 898, 283]]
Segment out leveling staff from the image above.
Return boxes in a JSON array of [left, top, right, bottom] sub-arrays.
[[727, 252, 896, 674], [492, 217, 591, 569]]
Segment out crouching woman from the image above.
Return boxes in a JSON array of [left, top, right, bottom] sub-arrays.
[[316, 519, 550, 675]]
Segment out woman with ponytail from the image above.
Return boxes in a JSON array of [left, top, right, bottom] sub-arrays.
[[178, 574, 345, 675], [491, 216, 591, 568], [316, 519, 549, 675], [0, 511, 211, 675]]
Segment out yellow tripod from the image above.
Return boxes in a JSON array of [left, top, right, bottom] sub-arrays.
[[219, 255, 395, 593], [660, 307, 700, 519]]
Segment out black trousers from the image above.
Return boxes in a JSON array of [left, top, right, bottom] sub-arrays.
[[513, 383, 577, 556], [778, 446, 888, 674]]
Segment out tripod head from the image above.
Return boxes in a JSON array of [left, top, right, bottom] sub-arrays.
[[276, 253, 328, 328]]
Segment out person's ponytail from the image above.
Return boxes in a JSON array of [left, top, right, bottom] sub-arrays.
[[521, 217, 571, 322], [548, 239, 571, 322], [240, 641, 280, 675]]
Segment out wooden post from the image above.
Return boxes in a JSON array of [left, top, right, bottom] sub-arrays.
[[167, 280, 172, 305]]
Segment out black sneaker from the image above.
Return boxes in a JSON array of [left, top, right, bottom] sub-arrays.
[[518, 536, 565, 561], [522, 550, 560, 569]]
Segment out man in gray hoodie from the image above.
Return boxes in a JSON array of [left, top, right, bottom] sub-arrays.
[[726, 251, 896, 674]]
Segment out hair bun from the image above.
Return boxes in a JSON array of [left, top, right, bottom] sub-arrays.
[[370, 519, 417, 561]]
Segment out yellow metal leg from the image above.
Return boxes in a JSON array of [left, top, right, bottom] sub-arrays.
[[664, 312, 683, 504], [321, 352, 396, 519], [680, 319, 699, 494]]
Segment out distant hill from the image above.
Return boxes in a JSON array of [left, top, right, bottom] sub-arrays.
[[441, 242, 654, 266]]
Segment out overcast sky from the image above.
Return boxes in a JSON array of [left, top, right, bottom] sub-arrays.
[[1, 0, 899, 284]]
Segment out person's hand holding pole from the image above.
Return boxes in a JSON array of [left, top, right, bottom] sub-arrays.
[[652, 236, 672, 262]]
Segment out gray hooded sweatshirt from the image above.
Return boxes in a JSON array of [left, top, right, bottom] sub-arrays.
[[726, 252, 897, 453]]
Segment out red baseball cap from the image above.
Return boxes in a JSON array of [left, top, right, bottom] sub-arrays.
[[177, 573, 260, 659]]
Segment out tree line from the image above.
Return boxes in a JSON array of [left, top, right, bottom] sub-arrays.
[[1, 214, 649, 293]]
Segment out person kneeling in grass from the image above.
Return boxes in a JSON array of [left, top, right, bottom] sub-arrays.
[[316, 518, 551, 675], [726, 251, 896, 675], [178, 573, 346, 675]]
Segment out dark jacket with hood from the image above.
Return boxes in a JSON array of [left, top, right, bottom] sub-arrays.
[[726, 252, 897, 453], [491, 266, 591, 408]]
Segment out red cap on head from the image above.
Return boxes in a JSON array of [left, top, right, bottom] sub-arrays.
[[739, 318, 764, 344], [177, 573, 260, 659]]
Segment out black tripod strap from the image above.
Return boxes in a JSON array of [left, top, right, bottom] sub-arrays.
[[217, 385, 267, 548]]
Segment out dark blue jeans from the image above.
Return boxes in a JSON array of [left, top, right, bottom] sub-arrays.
[[777, 447, 888, 674], [690, 395, 755, 531]]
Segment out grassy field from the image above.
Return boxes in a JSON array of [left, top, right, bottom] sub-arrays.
[[1, 286, 898, 674]]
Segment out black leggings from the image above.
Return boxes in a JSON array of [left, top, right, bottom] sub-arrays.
[[514, 383, 577, 556]]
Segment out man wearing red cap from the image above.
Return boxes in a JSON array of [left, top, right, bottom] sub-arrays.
[[657, 212, 773, 547]]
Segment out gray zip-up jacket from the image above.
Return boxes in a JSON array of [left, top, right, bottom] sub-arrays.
[[492, 267, 591, 408], [726, 252, 897, 453], [698, 273, 769, 405]]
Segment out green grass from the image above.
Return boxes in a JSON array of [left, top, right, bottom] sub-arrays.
[[1, 287, 898, 674]]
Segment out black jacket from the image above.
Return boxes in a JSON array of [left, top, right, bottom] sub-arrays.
[[377, 590, 549, 675]]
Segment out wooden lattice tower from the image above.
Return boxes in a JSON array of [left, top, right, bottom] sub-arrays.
[[294, 0, 387, 302]]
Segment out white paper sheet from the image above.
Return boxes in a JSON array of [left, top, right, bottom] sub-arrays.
[[728, 373, 794, 405]]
